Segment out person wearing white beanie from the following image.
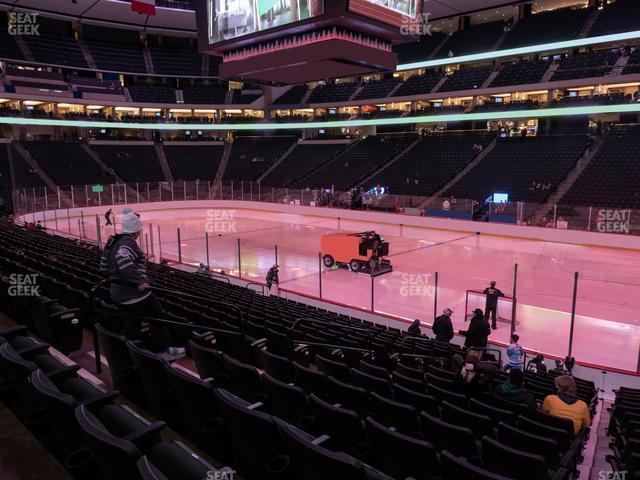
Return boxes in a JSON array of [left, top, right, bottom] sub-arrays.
[[99, 209, 183, 357]]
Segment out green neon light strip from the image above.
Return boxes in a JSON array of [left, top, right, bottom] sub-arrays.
[[2, 104, 640, 130], [396, 30, 640, 71]]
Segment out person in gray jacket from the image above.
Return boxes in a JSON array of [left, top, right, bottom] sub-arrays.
[[100, 209, 183, 356]]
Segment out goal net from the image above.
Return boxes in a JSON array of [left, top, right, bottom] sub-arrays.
[[464, 289, 517, 326]]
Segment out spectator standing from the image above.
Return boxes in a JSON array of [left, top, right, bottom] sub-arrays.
[[266, 264, 280, 294], [505, 334, 525, 371], [432, 308, 454, 343], [460, 308, 491, 349], [100, 210, 183, 357], [483, 280, 505, 329], [105, 208, 113, 226]]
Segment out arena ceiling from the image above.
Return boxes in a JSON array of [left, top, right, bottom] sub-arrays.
[[0, 0, 586, 35]]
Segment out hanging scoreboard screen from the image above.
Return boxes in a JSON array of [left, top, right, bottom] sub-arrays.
[[207, 0, 325, 45], [348, 0, 420, 27]]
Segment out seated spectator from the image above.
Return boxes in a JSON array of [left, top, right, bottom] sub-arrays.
[[457, 352, 498, 395], [495, 368, 537, 410], [407, 318, 422, 336], [505, 334, 525, 371], [542, 375, 591, 435]]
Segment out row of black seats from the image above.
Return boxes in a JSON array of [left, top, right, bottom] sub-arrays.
[[607, 386, 640, 478], [98, 321, 573, 480], [0, 326, 216, 480]]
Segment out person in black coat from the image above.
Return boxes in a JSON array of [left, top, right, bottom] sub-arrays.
[[407, 319, 421, 336], [483, 280, 505, 329], [432, 308, 454, 343], [460, 308, 491, 349]]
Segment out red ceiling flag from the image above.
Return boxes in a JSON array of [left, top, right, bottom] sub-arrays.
[[131, 0, 156, 15]]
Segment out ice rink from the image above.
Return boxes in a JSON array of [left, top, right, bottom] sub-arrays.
[[70, 206, 640, 372]]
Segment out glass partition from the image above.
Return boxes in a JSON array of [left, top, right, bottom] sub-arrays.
[[12, 181, 640, 373]]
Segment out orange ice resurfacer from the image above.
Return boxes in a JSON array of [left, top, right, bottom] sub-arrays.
[[321, 231, 392, 275]]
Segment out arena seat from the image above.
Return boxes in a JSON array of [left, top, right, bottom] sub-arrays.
[[223, 136, 297, 182], [502, 7, 591, 49], [436, 21, 505, 58], [127, 341, 185, 431], [369, 391, 420, 436], [213, 388, 291, 480], [482, 435, 551, 480], [163, 363, 232, 462], [262, 371, 313, 430], [438, 66, 495, 92], [164, 144, 225, 181], [366, 416, 440, 480], [551, 50, 621, 81], [31, 368, 117, 465], [440, 450, 513, 480], [589, 0, 640, 36], [279, 421, 388, 480], [420, 411, 479, 459]]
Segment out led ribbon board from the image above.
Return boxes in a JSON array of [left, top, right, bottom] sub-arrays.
[[396, 30, 640, 71], [2, 103, 640, 130]]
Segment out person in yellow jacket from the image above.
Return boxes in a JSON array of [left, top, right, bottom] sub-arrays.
[[542, 375, 591, 435]]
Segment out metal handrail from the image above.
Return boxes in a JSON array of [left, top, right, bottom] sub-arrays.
[[89, 278, 247, 373]]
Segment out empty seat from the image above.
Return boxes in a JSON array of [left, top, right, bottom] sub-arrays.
[[440, 450, 513, 480], [393, 384, 439, 416], [279, 421, 378, 480], [350, 368, 393, 397], [482, 435, 550, 480], [188, 339, 229, 385], [136, 441, 215, 480], [222, 353, 266, 403], [420, 411, 479, 459], [470, 398, 518, 425], [365, 417, 439, 480], [31, 368, 117, 468], [163, 363, 231, 463], [441, 400, 494, 438], [262, 372, 313, 430], [370, 391, 420, 436], [308, 393, 369, 459], [328, 376, 370, 415], [293, 362, 332, 401], [497, 421, 561, 469], [127, 341, 184, 431], [213, 388, 290, 480], [427, 383, 467, 407], [316, 354, 352, 382], [254, 346, 295, 383], [74, 403, 164, 480]]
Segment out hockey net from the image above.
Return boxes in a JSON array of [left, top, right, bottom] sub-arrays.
[[464, 289, 517, 325]]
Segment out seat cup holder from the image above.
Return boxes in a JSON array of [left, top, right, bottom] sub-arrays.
[[65, 448, 93, 470], [354, 442, 371, 458], [202, 418, 224, 433], [267, 454, 290, 474], [24, 408, 47, 426]]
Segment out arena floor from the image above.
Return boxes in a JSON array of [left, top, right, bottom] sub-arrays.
[[70, 207, 640, 373]]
